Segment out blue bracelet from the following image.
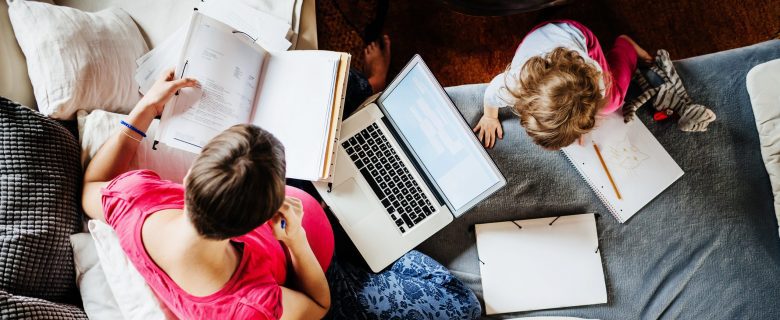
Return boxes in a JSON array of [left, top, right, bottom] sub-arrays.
[[120, 120, 147, 138]]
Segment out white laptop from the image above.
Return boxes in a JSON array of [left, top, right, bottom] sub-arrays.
[[314, 55, 506, 272]]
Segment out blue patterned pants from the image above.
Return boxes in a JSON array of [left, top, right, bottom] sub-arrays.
[[326, 250, 481, 320]]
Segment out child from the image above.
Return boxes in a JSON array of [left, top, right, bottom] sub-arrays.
[[473, 20, 652, 149]]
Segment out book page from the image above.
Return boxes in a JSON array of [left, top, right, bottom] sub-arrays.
[[158, 13, 267, 153], [199, 0, 293, 51], [250, 51, 340, 180], [320, 54, 350, 180], [476, 214, 607, 314], [135, 27, 187, 95], [561, 112, 684, 222]]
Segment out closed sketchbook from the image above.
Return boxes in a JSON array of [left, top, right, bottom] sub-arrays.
[[475, 214, 607, 315], [561, 112, 684, 223], [154, 12, 350, 182]]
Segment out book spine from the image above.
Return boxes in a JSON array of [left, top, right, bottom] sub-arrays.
[[325, 55, 351, 181], [560, 150, 624, 223]]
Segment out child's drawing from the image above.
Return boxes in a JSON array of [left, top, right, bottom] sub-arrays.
[[603, 137, 649, 170]]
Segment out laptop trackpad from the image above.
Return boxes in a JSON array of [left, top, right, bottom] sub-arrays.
[[331, 178, 371, 227]]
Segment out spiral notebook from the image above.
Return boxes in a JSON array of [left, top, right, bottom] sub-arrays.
[[561, 112, 684, 223]]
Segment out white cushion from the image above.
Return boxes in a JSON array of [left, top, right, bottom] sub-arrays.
[[0, 0, 317, 110], [54, 0, 199, 48], [88, 220, 172, 320], [70, 232, 125, 320], [747, 58, 780, 236], [7, 0, 148, 119], [78, 109, 197, 183]]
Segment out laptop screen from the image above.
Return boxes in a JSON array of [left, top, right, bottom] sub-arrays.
[[380, 62, 503, 214]]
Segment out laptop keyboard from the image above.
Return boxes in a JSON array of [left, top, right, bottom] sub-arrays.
[[342, 123, 437, 234]]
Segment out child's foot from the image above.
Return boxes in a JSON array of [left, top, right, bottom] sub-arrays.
[[364, 35, 391, 93], [619, 35, 653, 64]]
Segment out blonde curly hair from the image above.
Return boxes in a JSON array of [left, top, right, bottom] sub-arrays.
[[510, 47, 608, 150]]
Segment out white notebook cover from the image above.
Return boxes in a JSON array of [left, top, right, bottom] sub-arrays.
[[476, 214, 607, 315], [561, 112, 684, 223]]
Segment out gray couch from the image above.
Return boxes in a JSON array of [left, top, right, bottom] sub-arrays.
[[421, 40, 780, 319]]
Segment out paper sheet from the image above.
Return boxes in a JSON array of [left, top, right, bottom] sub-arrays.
[[250, 51, 340, 180], [135, 27, 188, 95], [135, 2, 292, 95], [158, 13, 266, 153], [476, 214, 607, 315], [199, 0, 292, 51], [561, 112, 684, 222]]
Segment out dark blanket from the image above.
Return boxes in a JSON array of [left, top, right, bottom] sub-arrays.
[[420, 40, 780, 319]]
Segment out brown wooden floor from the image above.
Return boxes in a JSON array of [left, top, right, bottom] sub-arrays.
[[317, 0, 780, 87]]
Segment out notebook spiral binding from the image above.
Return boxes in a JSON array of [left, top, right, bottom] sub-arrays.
[[560, 150, 624, 223]]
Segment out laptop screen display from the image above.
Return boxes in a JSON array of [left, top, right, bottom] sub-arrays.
[[381, 63, 503, 213]]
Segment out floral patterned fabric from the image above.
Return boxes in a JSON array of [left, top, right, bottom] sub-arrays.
[[326, 250, 481, 320]]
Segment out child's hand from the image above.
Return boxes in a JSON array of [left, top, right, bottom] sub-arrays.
[[271, 197, 308, 250], [473, 114, 503, 149]]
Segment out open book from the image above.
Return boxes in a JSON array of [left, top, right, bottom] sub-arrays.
[[561, 112, 684, 222], [156, 12, 350, 182]]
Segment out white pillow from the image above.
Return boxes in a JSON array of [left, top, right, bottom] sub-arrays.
[[7, 0, 148, 119], [78, 109, 197, 183], [746, 58, 780, 237], [88, 220, 173, 320], [70, 232, 125, 320]]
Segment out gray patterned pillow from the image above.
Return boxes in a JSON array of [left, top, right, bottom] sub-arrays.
[[0, 97, 83, 304], [0, 290, 87, 320]]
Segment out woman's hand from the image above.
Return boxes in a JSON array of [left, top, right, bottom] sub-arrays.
[[271, 197, 308, 249], [276, 195, 330, 319], [473, 114, 503, 149], [136, 68, 199, 116]]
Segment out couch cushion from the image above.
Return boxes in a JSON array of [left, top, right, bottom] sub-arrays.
[[0, 0, 318, 111], [8, 0, 148, 119], [0, 97, 82, 302], [0, 290, 87, 319], [747, 58, 780, 236]]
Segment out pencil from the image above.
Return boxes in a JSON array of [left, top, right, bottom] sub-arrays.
[[593, 143, 622, 200]]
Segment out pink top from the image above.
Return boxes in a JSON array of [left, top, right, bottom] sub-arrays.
[[537, 20, 638, 114], [101, 170, 334, 320], [484, 20, 638, 114]]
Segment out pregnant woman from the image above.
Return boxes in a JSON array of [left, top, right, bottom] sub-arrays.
[[81, 35, 480, 319]]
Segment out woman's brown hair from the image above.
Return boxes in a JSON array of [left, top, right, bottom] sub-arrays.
[[510, 47, 607, 150], [184, 124, 286, 240]]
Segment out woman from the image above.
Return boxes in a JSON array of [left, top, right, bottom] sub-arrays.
[[81, 35, 481, 319]]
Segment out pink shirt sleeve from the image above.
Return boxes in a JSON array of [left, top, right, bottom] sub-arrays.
[[602, 37, 639, 114], [100, 169, 184, 228]]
